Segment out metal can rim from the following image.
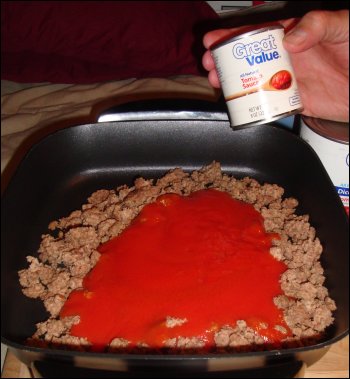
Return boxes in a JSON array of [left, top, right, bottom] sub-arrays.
[[301, 116, 349, 145], [232, 108, 303, 129], [210, 24, 283, 51]]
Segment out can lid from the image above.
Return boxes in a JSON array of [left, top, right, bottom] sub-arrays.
[[210, 24, 283, 51], [301, 116, 349, 144]]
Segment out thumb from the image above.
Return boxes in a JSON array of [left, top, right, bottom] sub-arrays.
[[283, 10, 349, 53]]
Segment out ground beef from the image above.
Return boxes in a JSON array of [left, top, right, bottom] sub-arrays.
[[18, 162, 336, 353]]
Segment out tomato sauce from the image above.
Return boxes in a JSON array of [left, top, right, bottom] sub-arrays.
[[60, 189, 290, 351], [270, 70, 292, 90], [210, 25, 303, 128]]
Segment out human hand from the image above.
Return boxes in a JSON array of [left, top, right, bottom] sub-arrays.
[[202, 10, 349, 122]]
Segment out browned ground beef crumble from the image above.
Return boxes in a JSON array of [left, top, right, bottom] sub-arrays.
[[18, 162, 336, 353]]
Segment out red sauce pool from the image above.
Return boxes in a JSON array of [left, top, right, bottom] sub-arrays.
[[60, 189, 290, 351]]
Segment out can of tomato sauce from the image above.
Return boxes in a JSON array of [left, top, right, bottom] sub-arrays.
[[211, 24, 303, 129], [300, 116, 349, 215]]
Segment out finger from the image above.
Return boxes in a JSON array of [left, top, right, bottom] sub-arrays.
[[203, 29, 235, 49], [208, 70, 221, 88], [283, 10, 349, 53], [278, 18, 300, 33], [202, 50, 215, 71]]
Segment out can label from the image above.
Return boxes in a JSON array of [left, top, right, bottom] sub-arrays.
[[300, 120, 349, 215], [211, 26, 303, 128]]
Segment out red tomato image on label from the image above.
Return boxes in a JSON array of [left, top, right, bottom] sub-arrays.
[[270, 70, 292, 90]]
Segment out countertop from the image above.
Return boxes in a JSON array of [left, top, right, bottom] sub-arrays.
[[1, 335, 348, 378]]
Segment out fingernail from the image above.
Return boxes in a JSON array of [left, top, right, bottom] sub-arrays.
[[284, 28, 307, 45]]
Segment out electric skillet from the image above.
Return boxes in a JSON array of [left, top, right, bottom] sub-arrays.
[[2, 98, 348, 377]]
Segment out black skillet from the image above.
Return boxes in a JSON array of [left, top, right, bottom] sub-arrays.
[[1, 98, 348, 377]]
